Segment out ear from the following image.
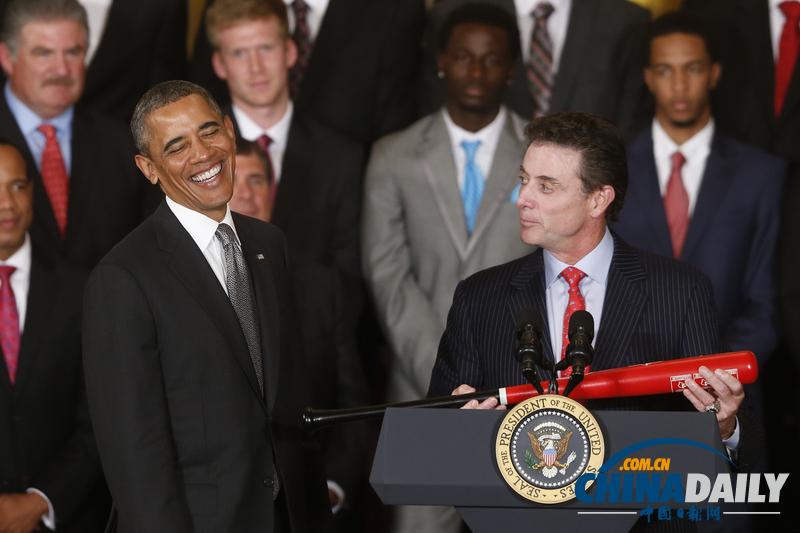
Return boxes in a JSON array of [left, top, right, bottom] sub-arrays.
[[643, 66, 654, 94], [134, 154, 159, 186], [211, 51, 227, 81], [0, 42, 14, 77], [590, 185, 616, 219], [709, 61, 722, 90], [285, 37, 298, 69]]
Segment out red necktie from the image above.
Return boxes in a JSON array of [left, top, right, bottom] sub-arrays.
[[664, 151, 689, 259], [256, 134, 278, 207], [560, 266, 586, 377], [776, 2, 800, 116], [38, 124, 70, 239], [0, 266, 20, 385], [289, 0, 312, 98]]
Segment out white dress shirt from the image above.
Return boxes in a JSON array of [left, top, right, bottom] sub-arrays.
[[232, 102, 293, 184], [284, 0, 329, 41], [514, 0, 572, 69], [652, 118, 714, 217], [77, 0, 113, 65], [165, 197, 239, 294], [442, 106, 507, 192], [769, 0, 800, 62], [543, 227, 613, 359]]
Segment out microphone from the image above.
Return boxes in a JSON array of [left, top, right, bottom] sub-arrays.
[[514, 308, 546, 394], [558, 310, 595, 396]]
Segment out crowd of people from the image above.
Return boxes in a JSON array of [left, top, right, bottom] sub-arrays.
[[0, 0, 797, 532]]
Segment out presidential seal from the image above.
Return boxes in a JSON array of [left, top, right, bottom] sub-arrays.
[[495, 395, 604, 504]]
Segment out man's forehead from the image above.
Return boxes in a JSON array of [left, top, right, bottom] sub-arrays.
[[19, 18, 87, 44]]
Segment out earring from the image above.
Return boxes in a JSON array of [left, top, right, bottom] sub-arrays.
[[438, 71, 444, 79]]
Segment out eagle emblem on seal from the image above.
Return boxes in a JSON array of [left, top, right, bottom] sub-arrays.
[[526, 421, 578, 479]]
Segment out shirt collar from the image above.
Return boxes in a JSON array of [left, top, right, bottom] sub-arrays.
[[652, 117, 715, 164], [0, 233, 32, 274], [165, 196, 239, 251], [515, 0, 571, 15], [442, 105, 507, 145], [284, 0, 329, 11], [4, 82, 74, 136], [232, 100, 293, 149], [543, 227, 614, 289]]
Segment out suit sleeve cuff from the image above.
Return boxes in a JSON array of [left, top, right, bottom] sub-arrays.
[[327, 480, 345, 515], [722, 416, 740, 451], [26, 488, 55, 530]]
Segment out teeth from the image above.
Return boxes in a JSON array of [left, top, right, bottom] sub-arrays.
[[191, 163, 222, 183]]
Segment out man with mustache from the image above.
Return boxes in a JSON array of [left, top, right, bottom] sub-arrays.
[[362, 4, 531, 532], [0, 0, 154, 268]]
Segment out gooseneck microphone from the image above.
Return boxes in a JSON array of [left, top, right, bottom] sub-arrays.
[[514, 308, 546, 394], [560, 310, 595, 397]]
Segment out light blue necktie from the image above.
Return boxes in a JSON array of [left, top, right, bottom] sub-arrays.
[[461, 140, 484, 235]]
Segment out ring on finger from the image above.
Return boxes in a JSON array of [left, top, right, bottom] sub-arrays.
[[704, 400, 721, 414]]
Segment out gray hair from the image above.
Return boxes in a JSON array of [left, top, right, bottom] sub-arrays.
[[131, 80, 224, 158], [0, 0, 89, 56]]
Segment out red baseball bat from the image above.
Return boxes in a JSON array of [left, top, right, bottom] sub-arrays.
[[500, 351, 757, 404]]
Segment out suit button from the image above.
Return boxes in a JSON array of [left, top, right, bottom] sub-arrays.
[[263, 478, 273, 487]]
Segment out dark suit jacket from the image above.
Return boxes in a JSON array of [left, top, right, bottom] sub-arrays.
[[0, 244, 104, 532], [0, 0, 187, 121], [428, 234, 762, 473], [419, 0, 651, 136], [83, 203, 328, 532], [0, 92, 158, 267], [225, 106, 364, 287], [290, 259, 368, 513], [613, 128, 786, 365], [192, 0, 425, 143], [683, 0, 800, 162]]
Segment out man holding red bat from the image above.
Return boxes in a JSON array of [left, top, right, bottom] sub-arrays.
[[427, 112, 760, 472]]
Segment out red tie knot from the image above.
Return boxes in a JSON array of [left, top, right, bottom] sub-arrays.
[[671, 151, 686, 170], [560, 266, 586, 288], [38, 124, 57, 139], [781, 1, 800, 21], [0, 265, 16, 283], [256, 134, 272, 153]]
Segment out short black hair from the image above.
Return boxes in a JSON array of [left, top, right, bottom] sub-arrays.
[[647, 11, 717, 63], [524, 113, 628, 222], [439, 3, 520, 60]]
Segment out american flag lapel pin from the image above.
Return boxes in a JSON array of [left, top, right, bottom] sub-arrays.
[[256, 253, 265, 260]]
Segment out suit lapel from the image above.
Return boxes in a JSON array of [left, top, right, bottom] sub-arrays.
[[550, 0, 598, 114], [627, 131, 673, 256], [507, 250, 555, 378], [65, 108, 97, 250], [418, 113, 469, 259], [84, 0, 126, 74], [271, 116, 310, 228], [740, 0, 776, 123], [466, 111, 524, 257], [11, 247, 58, 401], [682, 133, 728, 260], [153, 203, 267, 409], [236, 216, 282, 413], [593, 237, 648, 371]]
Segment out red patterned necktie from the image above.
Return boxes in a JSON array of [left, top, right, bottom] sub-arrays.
[[528, 2, 555, 117], [664, 151, 689, 259], [38, 124, 70, 239], [560, 266, 586, 377], [0, 266, 20, 385], [289, 0, 312, 98], [775, 1, 800, 116], [256, 134, 278, 207]]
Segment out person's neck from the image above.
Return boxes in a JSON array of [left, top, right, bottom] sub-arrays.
[[657, 111, 711, 146], [445, 101, 500, 133], [233, 95, 289, 131], [548, 224, 606, 266]]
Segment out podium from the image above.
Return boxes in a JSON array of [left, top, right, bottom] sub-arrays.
[[370, 407, 730, 532]]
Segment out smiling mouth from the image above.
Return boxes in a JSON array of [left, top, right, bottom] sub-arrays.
[[191, 162, 223, 183]]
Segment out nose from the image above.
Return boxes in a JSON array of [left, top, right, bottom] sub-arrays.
[[248, 50, 264, 74], [233, 179, 252, 200], [190, 137, 213, 163], [52, 52, 72, 77], [468, 59, 485, 79], [0, 185, 15, 211], [673, 70, 688, 95], [516, 183, 533, 210]]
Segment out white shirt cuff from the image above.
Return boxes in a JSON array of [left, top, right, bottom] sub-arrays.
[[722, 416, 740, 451], [327, 480, 345, 515], [26, 488, 55, 530]]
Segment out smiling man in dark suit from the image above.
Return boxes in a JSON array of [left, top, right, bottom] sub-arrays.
[[428, 113, 761, 484], [0, 139, 104, 533], [82, 80, 328, 532], [0, 0, 155, 267]]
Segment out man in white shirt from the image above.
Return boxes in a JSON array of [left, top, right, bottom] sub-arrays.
[[0, 140, 103, 532], [82, 80, 329, 533], [363, 5, 531, 531]]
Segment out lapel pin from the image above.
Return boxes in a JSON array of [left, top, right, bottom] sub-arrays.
[[256, 254, 265, 260]]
